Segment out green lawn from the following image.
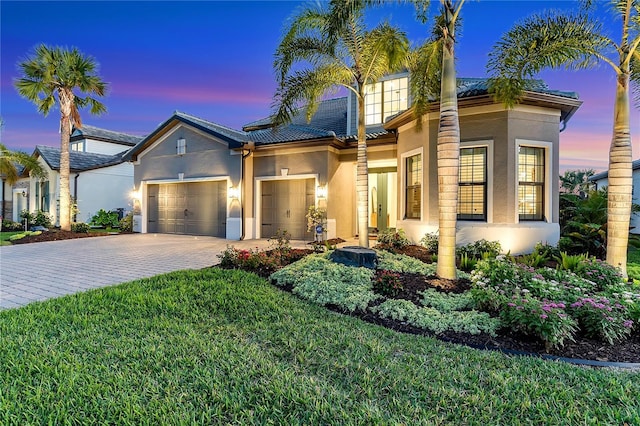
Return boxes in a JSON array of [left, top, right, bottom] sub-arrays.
[[1, 268, 638, 425]]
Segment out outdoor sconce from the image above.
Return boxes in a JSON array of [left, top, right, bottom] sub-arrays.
[[21, 190, 27, 197], [316, 185, 327, 199], [228, 186, 240, 200], [130, 188, 141, 201]]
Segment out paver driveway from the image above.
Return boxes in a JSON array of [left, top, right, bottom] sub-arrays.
[[0, 233, 305, 310]]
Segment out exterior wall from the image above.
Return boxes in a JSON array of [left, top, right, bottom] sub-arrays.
[[327, 150, 355, 239], [6, 178, 29, 223], [593, 171, 640, 234], [73, 162, 134, 223], [134, 124, 241, 238], [83, 138, 132, 155], [395, 104, 562, 254]]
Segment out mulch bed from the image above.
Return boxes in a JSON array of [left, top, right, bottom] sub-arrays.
[[8, 229, 115, 244]]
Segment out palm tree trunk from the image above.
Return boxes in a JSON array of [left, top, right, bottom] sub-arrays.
[[606, 71, 632, 277], [58, 88, 73, 231], [436, 15, 460, 280], [356, 89, 369, 247]]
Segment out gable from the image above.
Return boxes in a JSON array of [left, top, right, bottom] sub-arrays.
[[137, 123, 233, 162]]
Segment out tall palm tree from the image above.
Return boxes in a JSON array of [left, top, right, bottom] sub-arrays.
[[15, 44, 107, 231], [273, 2, 409, 247], [406, 0, 464, 279], [488, 1, 639, 276]]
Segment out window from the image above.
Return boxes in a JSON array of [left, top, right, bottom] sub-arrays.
[[518, 146, 545, 220], [365, 77, 408, 125], [458, 147, 487, 220], [405, 154, 421, 219], [71, 142, 84, 152], [36, 181, 50, 212], [177, 138, 186, 155]]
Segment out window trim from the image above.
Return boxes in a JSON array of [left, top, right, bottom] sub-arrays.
[[458, 140, 493, 223], [515, 140, 552, 223], [401, 147, 423, 220]]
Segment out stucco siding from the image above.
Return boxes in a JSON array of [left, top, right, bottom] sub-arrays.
[[134, 125, 241, 185], [74, 162, 134, 223]]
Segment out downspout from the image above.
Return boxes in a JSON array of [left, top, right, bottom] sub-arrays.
[[73, 173, 80, 222], [240, 144, 253, 240]]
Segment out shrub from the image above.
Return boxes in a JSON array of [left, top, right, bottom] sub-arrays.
[[459, 253, 477, 272], [268, 228, 292, 262], [419, 231, 439, 254], [377, 251, 438, 276], [90, 209, 119, 228], [376, 229, 411, 250], [119, 212, 134, 232], [456, 239, 501, 260], [2, 219, 24, 231], [8, 230, 42, 241], [501, 296, 578, 350], [555, 252, 587, 272], [20, 209, 52, 229], [569, 297, 634, 344], [306, 206, 326, 232], [71, 222, 91, 233], [373, 270, 403, 297], [571, 257, 624, 290], [270, 254, 377, 312], [370, 299, 499, 336], [420, 289, 475, 312]]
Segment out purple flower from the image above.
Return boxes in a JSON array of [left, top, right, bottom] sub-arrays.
[[507, 303, 516, 307], [623, 320, 634, 328], [540, 314, 548, 319]]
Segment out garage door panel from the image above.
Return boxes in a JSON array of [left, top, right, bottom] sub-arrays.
[[148, 182, 226, 237], [261, 179, 313, 240]]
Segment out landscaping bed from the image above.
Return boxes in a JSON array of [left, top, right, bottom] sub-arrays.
[[8, 229, 114, 244], [218, 242, 640, 365]]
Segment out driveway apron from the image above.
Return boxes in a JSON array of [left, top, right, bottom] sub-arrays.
[[0, 233, 302, 310]]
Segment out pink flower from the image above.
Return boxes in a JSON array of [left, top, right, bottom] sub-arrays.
[[540, 314, 548, 319]]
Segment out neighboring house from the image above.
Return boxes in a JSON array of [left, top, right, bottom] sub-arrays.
[[17, 125, 142, 225], [126, 74, 581, 254], [589, 159, 640, 234], [1, 165, 28, 224]]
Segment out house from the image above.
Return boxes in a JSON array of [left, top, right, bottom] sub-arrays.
[[589, 159, 640, 234], [126, 73, 581, 254], [17, 125, 142, 225]]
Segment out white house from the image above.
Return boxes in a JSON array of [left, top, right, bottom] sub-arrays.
[[17, 125, 142, 225], [589, 159, 640, 234]]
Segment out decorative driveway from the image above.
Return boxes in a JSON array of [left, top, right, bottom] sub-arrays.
[[0, 233, 305, 310]]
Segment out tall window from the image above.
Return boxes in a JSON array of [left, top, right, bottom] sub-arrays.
[[177, 138, 186, 155], [518, 146, 545, 220], [458, 147, 487, 220], [365, 77, 408, 125], [36, 181, 50, 212], [405, 154, 421, 219]]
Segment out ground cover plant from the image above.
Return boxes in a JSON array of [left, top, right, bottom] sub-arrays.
[[1, 268, 639, 425]]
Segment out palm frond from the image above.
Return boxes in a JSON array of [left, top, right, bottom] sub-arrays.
[[487, 12, 610, 107], [0, 143, 46, 184], [408, 40, 442, 124], [272, 65, 353, 126]]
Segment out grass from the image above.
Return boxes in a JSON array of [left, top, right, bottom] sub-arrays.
[[0, 231, 22, 246], [1, 268, 639, 425]]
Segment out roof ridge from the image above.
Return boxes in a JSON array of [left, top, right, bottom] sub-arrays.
[[75, 124, 143, 138], [174, 111, 246, 135]]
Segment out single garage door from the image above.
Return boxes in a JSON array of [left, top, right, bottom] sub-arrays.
[[261, 179, 315, 240], [147, 181, 226, 237]]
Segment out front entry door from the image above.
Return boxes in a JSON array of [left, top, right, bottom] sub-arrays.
[[368, 168, 397, 233], [261, 179, 314, 239]]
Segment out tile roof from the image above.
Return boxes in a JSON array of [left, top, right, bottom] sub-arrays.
[[456, 78, 579, 100], [249, 125, 336, 145], [173, 111, 249, 143], [71, 125, 144, 146], [35, 145, 128, 172]]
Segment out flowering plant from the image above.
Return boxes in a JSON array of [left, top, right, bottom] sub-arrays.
[[568, 296, 634, 344], [501, 296, 577, 350]]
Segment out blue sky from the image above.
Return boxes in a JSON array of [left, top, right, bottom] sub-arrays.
[[1, 0, 638, 172]]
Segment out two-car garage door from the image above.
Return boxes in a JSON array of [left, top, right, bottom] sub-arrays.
[[147, 182, 226, 237]]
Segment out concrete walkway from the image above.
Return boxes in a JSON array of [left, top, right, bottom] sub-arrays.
[[0, 233, 308, 310]]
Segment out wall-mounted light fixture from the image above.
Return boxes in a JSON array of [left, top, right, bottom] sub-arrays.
[[228, 186, 240, 200], [130, 188, 141, 201], [21, 190, 27, 197], [316, 185, 327, 199]]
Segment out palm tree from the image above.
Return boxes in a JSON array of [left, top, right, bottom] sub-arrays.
[[406, 0, 465, 279], [273, 2, 409, 247], [559, 169, 595, 195], [487, 2, 639, 276], [15, 44, 107, 231]]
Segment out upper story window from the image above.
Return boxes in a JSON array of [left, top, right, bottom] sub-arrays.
[[177, 138, 186, 155], [71, 142, 84, 152], [518, 146, 545, 221], [458, 147, 487, 220], [405, 153, 421, 219], [365, 77, 408, 125]]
